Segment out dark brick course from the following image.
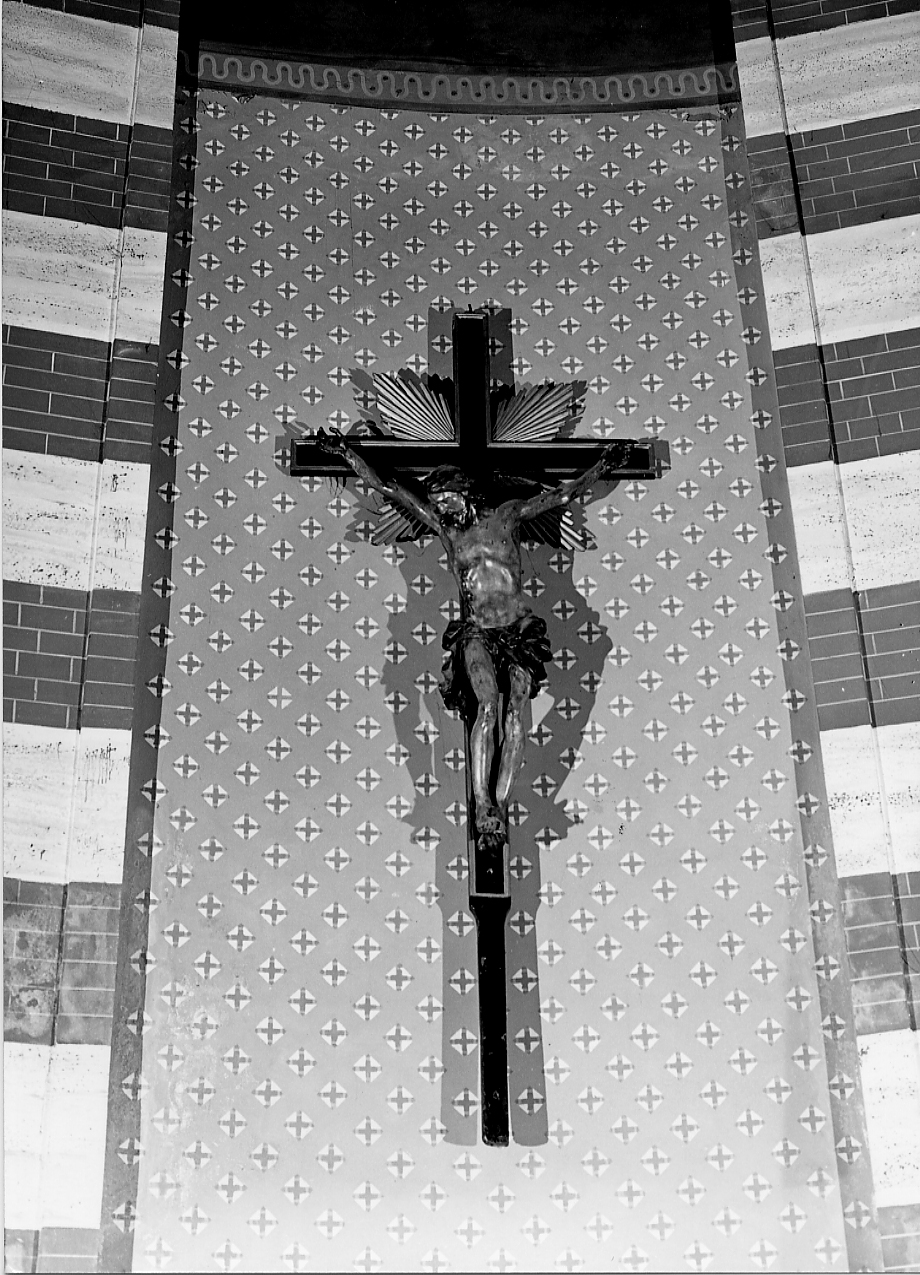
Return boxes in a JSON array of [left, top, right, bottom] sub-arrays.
[[82, 588, 142, 730], [103, 339, 161, 464], [791, 109, 920, 235], [730, 0, 770, 43], [745, 132, 799, 238], [768, 0, 920, 37], [3, 879, 65, 1046], [3, 582, 89, 730], [2, 101, 173, 234], [145, 0, 181, 28], [3, 325, 159, 465], [124, 124, 172, 232], [15, 0, 142, 24], [804, 588, 872, 729], [773, 327, 920, 471], [2, 104, 129, 229], [879, 1203, 920, 1275], [840, 871, 915, 1034], [748, 114, 920, 242], [773, 343, 833, 467], [824, 326, 920, 464], [4, 1231, 40, 1274], [4, 879, 121, 1048], [859, 580, 920, 726], [56, 885, 122, 1045], [2, 326, 108, 462], [35, 1225, 101, 1274], [894, 871, 920, 1004], [3, 580, 141, 731], [802, 581, 920, 731]]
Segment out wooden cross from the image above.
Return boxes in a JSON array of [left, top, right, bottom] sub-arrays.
[[290, 310, 670, 1145], [292, 311, 669, 482]]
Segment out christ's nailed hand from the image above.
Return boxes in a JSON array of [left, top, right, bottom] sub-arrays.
[[601, 441, 624, 475], [314, 430, 349, 456]]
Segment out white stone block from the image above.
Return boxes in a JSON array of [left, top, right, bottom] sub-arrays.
[[1, 210, 119, 343], [858, 1028, 920, 1207], [2, 2, 140, 124], [840, 449, 920, 592], [778, 12, 920, 134], [3, 448, 97, 590], [2, 450, 148, 593], [3, 723, 77, 882], [3, 722, 131, 884], [877, 720, 920, 874], [759, 232, 816, 351], [39, 1045, 112, 1227], [70, 727, 133, 882], [737, 37, 784, 138], [115, 226, 169, 347], [94, 459, 150, 594], [3, 1042, 52, 1229], [809, 214, 920, 348], [135, 22, 179, 130], [821, 724, 889, 877], [787, 461, 851, 594]]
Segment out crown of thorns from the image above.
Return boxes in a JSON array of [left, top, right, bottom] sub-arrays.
[[424, 466, 474, 494]]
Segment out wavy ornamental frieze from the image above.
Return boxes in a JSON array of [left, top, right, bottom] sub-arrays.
[[195, 50, 739, 111]]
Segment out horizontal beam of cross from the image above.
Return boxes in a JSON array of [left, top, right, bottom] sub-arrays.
[[290, 436, 670, 480]]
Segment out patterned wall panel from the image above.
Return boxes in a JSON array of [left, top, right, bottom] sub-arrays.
[[105, 90, 875, 1271]]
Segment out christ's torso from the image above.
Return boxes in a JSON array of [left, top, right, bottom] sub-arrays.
[[443, 511, 529, 629]]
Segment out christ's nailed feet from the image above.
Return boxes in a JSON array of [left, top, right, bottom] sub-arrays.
[[475, 805, 508, 859], [476, 805, 506, 840]]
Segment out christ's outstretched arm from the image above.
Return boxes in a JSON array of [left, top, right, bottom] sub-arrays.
[[504, 443, 619, 521], [315, 431, 441, 531]]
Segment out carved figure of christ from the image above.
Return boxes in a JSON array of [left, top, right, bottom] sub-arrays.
[[315, 432, 620, 853]]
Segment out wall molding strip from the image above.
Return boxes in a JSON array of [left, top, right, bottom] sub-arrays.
[[191, 49, 741, 112]]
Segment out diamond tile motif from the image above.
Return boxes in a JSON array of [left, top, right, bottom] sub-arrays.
[[114, 91, 865, 1271]]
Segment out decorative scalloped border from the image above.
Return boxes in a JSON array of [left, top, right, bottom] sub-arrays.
[[194, 49, 739, 112]]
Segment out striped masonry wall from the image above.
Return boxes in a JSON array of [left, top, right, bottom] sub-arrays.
[[2, 0, 919, 1267], [736, 0, 920, 1268], [2, 0, 177, 1270]]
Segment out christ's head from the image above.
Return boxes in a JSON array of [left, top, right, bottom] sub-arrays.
[[426, 466, 481, 527]]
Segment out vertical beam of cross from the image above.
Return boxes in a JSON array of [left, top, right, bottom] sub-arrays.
[[451, 310, 514, 1145]]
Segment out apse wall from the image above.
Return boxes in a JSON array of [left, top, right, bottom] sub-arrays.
[[2, 1, 919, 1272]]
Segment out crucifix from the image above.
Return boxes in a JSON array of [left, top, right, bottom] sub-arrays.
[[291, 309, 669, 1145]]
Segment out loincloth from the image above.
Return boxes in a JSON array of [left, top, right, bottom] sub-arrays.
[[440, 614, 552, 720]]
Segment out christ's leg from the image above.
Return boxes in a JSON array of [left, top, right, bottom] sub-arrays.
[[495, 663, 531, 812], [462, 637, 505, 842]]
